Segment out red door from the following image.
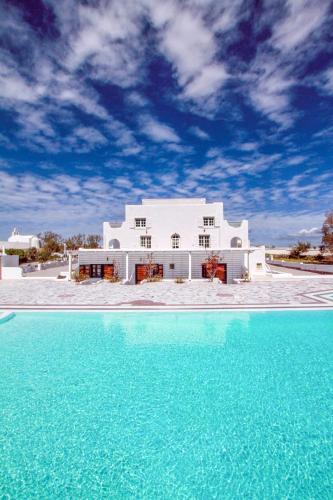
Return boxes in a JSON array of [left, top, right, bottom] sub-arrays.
[[135, 264, 163, 284], [202, 263, 227, 283], [79, 265, 90, 278], [103, 264, 114, 279], [215, 264, 227, 283]]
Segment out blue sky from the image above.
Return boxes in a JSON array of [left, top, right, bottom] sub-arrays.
[[0, 0, 333, 245]]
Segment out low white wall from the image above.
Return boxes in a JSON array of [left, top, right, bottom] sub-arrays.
[[249, 246, 266, 277], [2, 267, 23, 279], [270, 260, 333, 274], [22, 259, 69, 273]]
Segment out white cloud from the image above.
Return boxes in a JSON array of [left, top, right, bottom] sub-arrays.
[[184, 63, 228, 100], [189, 126, 210, 140], [238, 142, 257, 152], [272, 0, 330, 53], [74, 126, 107, 145], [299, 227, 321, 236], [63, 1, 143, 87], [246, 0, 331, 127], [140, 115, 180, 143], [157, 9, 215, 85], [321, 67, 333, 94], [285, 155, 307, 166], [0, 61, 41, 103], [248, 60, 295, 127], [149, 4, 229, 109]]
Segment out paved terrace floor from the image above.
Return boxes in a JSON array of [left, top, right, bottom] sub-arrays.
[[1, 277, 333, 308]]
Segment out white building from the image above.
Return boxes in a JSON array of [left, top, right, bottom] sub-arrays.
[[78, 198, 266, 284], [0, 228, 41, 250]]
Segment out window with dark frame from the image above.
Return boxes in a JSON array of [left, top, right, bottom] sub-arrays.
[[140, 235, 151, 248], [203, 217, 215, 227], [199, 234, 210, 248], [171, 233, 180, 249], [135, 218, 146, 228]]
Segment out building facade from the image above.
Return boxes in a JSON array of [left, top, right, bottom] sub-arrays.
[[78, 198, 266, 284]]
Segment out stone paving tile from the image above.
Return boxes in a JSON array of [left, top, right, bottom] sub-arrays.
[[0, 277, 333, 307]]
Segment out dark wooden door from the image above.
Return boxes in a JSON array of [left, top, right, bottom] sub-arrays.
[[202, 263, 227, 283], [135, 264, 163, 284], [91, 264, 103, 278]]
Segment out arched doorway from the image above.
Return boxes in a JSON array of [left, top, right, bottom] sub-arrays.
[[231, 237, 242, 248], [109, 239, 120, 249]]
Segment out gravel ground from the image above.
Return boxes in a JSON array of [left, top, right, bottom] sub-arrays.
[[1, 277, 333, 307]]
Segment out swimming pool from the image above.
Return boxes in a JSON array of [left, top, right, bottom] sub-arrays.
[[0, 311, 332, 498]]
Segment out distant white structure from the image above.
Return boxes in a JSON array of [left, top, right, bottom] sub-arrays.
[[79, 198, 266, 284], [0, 228, 41, 250]]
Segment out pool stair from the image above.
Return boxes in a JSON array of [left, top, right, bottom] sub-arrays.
[[0, 311, 15, 324]]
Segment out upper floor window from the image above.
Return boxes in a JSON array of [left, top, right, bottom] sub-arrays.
[[199, 235, 210, 248], [135, 218, 146, 228], [140, 235, 151, 248], [171, 233, 180, 249], [203, 217, 215, 227]]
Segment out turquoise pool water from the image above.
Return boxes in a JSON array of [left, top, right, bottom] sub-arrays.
[[0, 311, 332, 498]]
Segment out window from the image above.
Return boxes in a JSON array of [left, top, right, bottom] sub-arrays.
[[199, 235, 210, 248], [140, 235, 151, 248], [203, 217, 215, 227], [169, 263, 175, 270], [171, 233, 180, 249], [135, 218, 146, 228]]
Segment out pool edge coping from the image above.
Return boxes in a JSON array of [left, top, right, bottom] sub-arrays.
[[1, 304, 333, 312]]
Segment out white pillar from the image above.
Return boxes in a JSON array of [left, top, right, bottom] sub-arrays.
[[247, 250, 251, 278], [188, 251, 192, 281], [125, 252, 129, 282], [68, 253, 73, 281]]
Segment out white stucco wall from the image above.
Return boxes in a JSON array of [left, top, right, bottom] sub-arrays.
[[103, 198, 249, 250], [1, 267, 23, 279], [248, 247, 267, 277]]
